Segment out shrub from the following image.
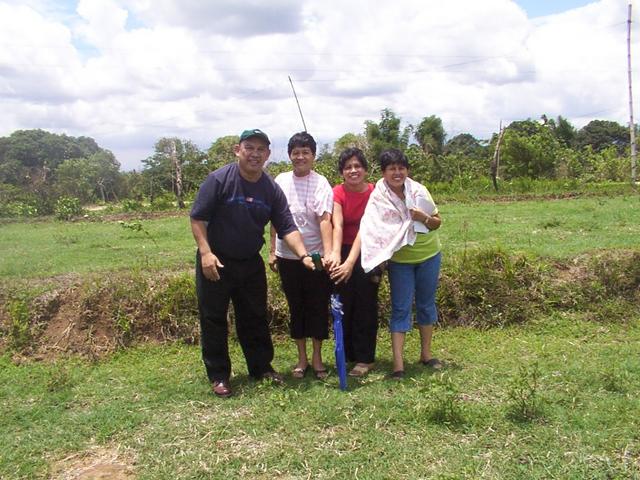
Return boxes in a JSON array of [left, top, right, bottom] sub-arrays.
[[506, 362, 545, 422], [6, 297, 32, 350], [121, 199, 145, 212], [7, 201, 39, 217], [438, 248, 551, 327], [149, 193, 176, 211], [154, 272, 198, 340], [425, 374, 466, 428], [54, 196, 84, 220]]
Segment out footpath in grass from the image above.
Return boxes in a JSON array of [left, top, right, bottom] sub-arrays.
[[1, 314, 638, 479]]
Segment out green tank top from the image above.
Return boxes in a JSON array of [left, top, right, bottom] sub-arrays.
[[390, 230, 441, 264]]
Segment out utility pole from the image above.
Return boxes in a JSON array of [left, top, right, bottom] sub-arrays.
[[490, 121, 504, 191], [628, 2, 637, 184], [170, 139, 185, 209]]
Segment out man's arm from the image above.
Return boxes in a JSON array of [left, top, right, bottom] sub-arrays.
[[282, 230, 314, 270], [268, 224, 278, 272], [190, 218, 224, 281]]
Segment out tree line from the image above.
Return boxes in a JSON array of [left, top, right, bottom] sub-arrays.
[[0, 110, 635, 217]]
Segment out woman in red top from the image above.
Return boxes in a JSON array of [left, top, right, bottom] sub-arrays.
[[328, 148, 379, 377]]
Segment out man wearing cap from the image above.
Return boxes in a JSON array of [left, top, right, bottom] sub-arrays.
[[190, 129, 315, 397]]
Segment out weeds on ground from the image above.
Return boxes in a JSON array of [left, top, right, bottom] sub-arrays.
[[424, 373, 466, 428], [118, 220, 158, 247], [153, 272, 198, 341], [438, 247, 551, 327], [6, 297, 31, 350], [506, 362, 544, 422]]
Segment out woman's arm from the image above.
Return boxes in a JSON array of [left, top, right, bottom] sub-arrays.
[[318, 211, 336, 270], [409, 209, 442, 231], [325, 201, 343, 269]]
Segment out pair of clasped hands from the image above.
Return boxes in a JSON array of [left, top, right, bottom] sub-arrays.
[[268, 251, 354, 285]]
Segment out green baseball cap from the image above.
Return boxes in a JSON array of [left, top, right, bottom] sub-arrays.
[[239, 128, 270, 145]]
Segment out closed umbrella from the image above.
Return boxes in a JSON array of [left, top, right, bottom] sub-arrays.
[[330, 293, 347, 391]]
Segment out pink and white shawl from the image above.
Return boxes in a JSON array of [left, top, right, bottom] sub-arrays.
[[359, 177, 431, 272]]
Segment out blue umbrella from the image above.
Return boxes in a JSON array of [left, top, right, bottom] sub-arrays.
[[330, 293, 347, 391]]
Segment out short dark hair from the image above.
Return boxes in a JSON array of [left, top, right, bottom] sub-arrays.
[[379, 149, 409, 171], [338, 147, 368, 172], [287, 132, 317, 155]]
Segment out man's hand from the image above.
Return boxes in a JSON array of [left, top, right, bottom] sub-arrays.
[[301, 255, 315, 271], [268, 252, 278, 273], [201, 251, 224, 281]]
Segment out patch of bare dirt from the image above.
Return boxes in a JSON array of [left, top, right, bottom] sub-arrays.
[[551, 257, 591, 284], [34, 286, 118, 361], [50, 445, 136, 480], [88, 210, 186, 222]]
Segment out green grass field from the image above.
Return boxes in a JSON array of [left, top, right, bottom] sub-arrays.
[[2, 194, 639, 280], [1, 316, 638, 479], [1, 193, 639, 478]]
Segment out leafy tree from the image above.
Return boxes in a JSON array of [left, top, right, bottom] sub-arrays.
[[0, 129, 100, 172], [405, 144, 430, 181], [551, 115, 577, 147], [55, 158, 99, 203], [333, 133, 367, 157], [415, 115, 446, 156], [313, 144, 341, 186], [207, 135, 239, 171], [500, 121, 564, 179], [120, 170, 146, 201], [561, 145, 628, 182], [142, 138, 207, 203], [505, 119, 541, 137], [443, 133, 486, 157], [0, 129, 120, 210], [55, 151, 122, 203], [364, 108, 411, 162], [576, 120, 629, 153]]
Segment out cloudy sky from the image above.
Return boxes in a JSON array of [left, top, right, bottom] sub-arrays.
[[0, 0, 636, 170]]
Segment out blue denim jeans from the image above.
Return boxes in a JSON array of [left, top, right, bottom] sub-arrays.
[[387, 252, 442, 333]]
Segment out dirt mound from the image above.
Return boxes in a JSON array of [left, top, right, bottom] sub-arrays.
[[2, 249, 638, 362], [1, 270, 200, 362], [35, 287, 119, 360]]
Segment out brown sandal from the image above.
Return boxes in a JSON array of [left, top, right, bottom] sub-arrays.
[[348, 363, 373, 377], [292, 365, 309, 379]]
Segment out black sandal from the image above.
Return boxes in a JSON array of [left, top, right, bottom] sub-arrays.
[[421, 358, 443, 369]]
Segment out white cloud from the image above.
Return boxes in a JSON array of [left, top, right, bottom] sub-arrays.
[[76, 0, 128, 48], [123, 0, 304, 36], [0, 0, 637, 170]]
